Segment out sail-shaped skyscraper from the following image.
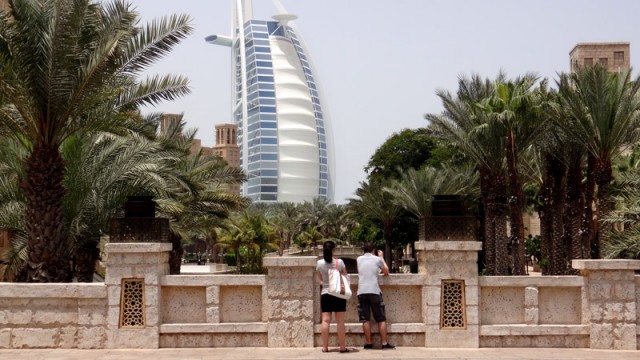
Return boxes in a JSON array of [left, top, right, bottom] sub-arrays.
[[206, 0, 334, 203]]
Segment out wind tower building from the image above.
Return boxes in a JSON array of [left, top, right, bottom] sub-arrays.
[[570, 42, 630, 73], [206, 0, 334, 203]]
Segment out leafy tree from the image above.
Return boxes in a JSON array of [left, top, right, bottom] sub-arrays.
[[364, 128, 439, 181], [0, 0, 192, 281]]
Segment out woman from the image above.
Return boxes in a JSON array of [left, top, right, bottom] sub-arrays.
[[316, 240, 349, 353]]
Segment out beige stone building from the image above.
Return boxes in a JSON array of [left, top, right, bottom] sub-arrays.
[[569, 42, 630, 73], [213, 123, 241, 195]]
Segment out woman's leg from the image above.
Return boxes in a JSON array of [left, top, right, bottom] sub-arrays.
[[321, 311, 332, 350], [335, 311, 346, 350]]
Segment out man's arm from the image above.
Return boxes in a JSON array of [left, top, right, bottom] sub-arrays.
[[378, 250, 390, 276]]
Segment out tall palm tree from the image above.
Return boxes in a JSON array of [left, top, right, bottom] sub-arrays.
[[0, 122, 191, 280], [0, 0, 192, 281], [427, 74, 510, 275], [478, 74, 545, 275], [556, 65, 640, 258]]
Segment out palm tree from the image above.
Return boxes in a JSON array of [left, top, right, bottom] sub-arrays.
[[154, 117, 247, 274], [556, 65, 640, 258], [297, 197, 330, 255], [385, 165, 477, 241], [347, 179, 403, 266], [269, 202, 301, 254], [478, 74, 545, 275], [600, 155, 640, 260], [0, 123, 188, 280], [218, 208, 279, 273], [0, 0, 192, 281], [427, 73, 511, 275]]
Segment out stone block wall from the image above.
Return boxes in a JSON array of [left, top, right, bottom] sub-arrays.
[[479, 276, 589, 348], [157, 274, 267, 348], [574, 260, 639, 350], [0, 284, 107, 348]]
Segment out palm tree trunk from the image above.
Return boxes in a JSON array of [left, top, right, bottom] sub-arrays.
[[581, 154, 596, 259], [479, 169, 495, 275], [539, 154, 554, 275], [505, 130, 526, 275], [594, 158, 614, 259], [549, 155, 567, 275], [21, 144, 71, 282], [491, 175, 509, 276], [566, 155, 584, 272]]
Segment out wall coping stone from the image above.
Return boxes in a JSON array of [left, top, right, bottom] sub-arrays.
[[313, 323, 426, 333], [480, 324, 589, 336], [572, 259, 640, 270], [105, 242, 172, 253], [0, 283, 107, 298], [414, 241, 482, 251], [160, 323, 267, 333], [263, 256, 317, 267], [480, 276, 585, 287], [161, 275, 265, 286]]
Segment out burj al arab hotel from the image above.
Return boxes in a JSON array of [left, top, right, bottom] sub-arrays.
[[206, 1, 334, 203]]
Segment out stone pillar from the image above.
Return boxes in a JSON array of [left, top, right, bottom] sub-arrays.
[[263, 256, 316, 347], [104, 242, 171, 348], [415, 240, 482, 348], [572, 259, 640, 350]]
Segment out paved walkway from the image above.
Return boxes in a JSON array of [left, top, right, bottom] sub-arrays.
[[0, 347, 638, 360]]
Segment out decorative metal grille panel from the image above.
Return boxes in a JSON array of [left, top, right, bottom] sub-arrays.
[[425, 216, 477, 241], [119, 278, 146, 328], [109, 217, 169, 243], [440, 280, 466, 329]]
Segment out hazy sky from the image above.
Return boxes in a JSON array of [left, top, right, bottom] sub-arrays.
[[133, 0, 640, 204]]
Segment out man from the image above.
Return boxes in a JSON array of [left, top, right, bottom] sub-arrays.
[[356, 242, 395, 350]]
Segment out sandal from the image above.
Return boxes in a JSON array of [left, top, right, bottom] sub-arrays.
[[321, 348, 329, 353], [339, 348, 350, 353]]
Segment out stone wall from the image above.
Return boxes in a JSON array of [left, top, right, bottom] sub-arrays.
[[0, 284, 107, 348], [0, 242, 639, 351], [479, 276, 589, 348]]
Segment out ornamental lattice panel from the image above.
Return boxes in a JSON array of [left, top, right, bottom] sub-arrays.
[[109, 217, 169, 243], [425, 216, 477, 241], [119, 278, 146, 328], [440, 280, 466, 329]]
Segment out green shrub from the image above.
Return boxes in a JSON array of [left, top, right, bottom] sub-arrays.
[[224, 253, 237, 266]]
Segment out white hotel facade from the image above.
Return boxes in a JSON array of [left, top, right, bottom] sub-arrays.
[[206, 0, 334, 203]]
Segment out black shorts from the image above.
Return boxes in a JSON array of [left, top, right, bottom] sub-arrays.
[[357, 293, 386, 322], [321, 293, 347, 313]]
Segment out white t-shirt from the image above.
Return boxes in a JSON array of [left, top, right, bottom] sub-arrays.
[[316, 258, 345, 295], [357, 253, 384, 295]]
